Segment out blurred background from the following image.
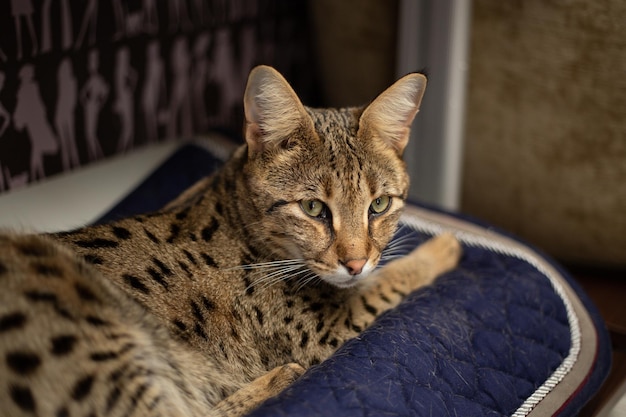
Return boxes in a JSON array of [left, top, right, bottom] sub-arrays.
[[310, 1, 625, 271]]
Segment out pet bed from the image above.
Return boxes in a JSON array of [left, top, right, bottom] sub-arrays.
[[98, 137, 611, 417]]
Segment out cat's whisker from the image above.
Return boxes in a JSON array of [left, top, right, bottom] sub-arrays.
[[256, 269, 312, 292], [380, 244, 416, 258], [384, 241, 415, 251], [387, 234, 414, 245], [380, 250, 408, 260], [227, 258, 305, 271], [238, 259, 304, 269], [380, 233, 420, 261], [381, 245, 416, 258], [379, 254, 405, 264], [243, 261, 311, 291], [255, 264, 303, 284], [255, 276, 290, 292], [281, 268, 314, 285], [294, 271, 320, 293], [379, 243, 420, 266], [387, 232, 417, 247]]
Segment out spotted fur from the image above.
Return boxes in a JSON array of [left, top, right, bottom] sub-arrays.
[[0, 66, 461, 417]]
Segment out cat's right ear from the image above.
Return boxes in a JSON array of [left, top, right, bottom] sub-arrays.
[[243, 65, 312, 155]]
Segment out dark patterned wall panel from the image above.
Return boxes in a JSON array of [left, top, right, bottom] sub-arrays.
[[0, 0, 314, 193]]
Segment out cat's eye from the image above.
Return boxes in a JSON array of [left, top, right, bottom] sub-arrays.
[[370, 196, 391, 215], [300, 199, 327, 218]]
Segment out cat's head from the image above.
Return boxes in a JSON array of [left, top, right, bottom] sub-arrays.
[[242, 66, 426, 288]]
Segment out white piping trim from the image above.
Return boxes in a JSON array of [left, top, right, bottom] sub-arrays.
[[398, 212, 581, 417]]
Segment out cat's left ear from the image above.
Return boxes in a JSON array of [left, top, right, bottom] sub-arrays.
[[359, 73, 427, 155]]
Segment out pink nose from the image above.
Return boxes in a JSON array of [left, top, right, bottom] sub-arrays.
[[342, 259, 367, 276]]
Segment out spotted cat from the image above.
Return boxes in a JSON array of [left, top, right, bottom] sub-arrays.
[[0, 66, 461, 417]]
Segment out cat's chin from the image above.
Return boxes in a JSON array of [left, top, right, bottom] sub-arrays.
[[327, 276, 362, 289], [319, 264, 376, 288], [305, 256, 382, 288]]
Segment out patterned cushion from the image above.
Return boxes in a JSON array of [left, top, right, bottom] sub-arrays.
[[99, 138, 612, 417]]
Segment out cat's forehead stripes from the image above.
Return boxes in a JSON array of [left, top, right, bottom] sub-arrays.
[[306, 107, 358, 134], [305, 107, 371, 200], [306, 107, 360, 157]]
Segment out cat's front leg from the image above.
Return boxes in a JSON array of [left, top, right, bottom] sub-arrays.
[[211, 363, 304, 417], [344, 232, 462, 333]]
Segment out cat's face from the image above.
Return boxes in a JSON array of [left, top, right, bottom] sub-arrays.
[[243, 66, 426, 288]]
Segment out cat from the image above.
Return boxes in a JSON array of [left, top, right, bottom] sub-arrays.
[[0, 65, 461, 417]]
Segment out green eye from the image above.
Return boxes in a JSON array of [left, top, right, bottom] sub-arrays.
[[370, 196, 391, 215], [300, 199, 326, 218]]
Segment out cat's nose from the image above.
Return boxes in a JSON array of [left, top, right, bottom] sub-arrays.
[[342, 259, 367, 276]]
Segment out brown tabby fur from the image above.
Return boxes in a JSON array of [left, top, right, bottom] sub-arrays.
[[0, 66, 461, 417]]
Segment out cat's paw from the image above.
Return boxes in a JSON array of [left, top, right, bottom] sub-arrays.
[[213, 363, 305, 417], [264, 363, 305, 396], [414, 232, 462, 277]]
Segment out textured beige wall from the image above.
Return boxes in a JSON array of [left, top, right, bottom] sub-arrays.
[[461, 2, 626, 267]]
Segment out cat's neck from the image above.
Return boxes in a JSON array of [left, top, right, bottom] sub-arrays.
[[163, 145, 272, 263]]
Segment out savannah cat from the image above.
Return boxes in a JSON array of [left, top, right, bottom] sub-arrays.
[[0, 66, 461, 417]]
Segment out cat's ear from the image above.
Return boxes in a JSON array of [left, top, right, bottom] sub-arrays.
[[243, 65, 312, 155], [359, 73, 427, 155]]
